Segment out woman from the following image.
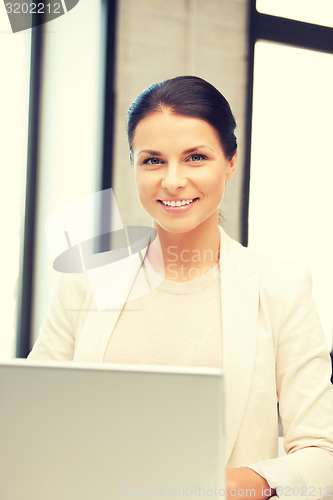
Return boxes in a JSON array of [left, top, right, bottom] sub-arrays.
[[29, 76, 333, 498]]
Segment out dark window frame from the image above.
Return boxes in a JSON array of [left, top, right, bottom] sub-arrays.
[[16, 23, 44, 358]]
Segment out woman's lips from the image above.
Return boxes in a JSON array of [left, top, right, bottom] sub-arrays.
[[158, 197, 199, 213]]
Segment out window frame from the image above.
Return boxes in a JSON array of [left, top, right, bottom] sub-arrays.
[[16, 24, 43, 358]]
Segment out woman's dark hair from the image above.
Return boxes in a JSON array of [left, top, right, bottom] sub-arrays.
[[127, 75, 237, 161]]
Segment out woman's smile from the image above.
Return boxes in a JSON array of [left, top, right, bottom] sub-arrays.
[[158, 197, 200, 213]]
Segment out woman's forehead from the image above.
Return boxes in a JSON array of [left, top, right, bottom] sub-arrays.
[[132, 111, 221, 150]]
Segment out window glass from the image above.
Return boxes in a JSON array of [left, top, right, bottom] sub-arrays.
[[0, 14, 31, 358], [256, 0, 333, 28], [248, 41, 333, 349], [31, 0, 102, 345]]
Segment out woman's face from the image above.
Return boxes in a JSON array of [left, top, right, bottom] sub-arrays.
[[132, 110, 237, 235]]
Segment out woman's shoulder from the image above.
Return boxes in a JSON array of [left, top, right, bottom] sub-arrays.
[[57, 271, 96, 310], [220, 228, 312, 297]]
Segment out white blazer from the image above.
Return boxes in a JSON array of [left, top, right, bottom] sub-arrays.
[[29, 228, 333, 498]]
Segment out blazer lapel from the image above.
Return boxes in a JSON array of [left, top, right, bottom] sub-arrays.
[[74, 249, 149, 362], [73, 308, 126, 362], [73, 228, 163, 362], [219, 229, 259, 464]]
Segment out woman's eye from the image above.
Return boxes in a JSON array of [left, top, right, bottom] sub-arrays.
[[187, 154, 207, 162], [143, 157, 162, 165]]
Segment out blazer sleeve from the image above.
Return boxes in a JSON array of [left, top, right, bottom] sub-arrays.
[[248, 266, 333, 499], [28, 273, 91, 360]]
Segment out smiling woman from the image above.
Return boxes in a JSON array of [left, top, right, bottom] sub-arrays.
[[28, 76, 333, 499], [128, 76, 237, 281]]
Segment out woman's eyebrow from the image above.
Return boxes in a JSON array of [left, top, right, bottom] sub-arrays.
[[138, 149, 162, 156], [183, 145, 213, 154]]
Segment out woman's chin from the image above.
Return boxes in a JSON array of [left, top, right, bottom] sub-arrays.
[[153, 220, 195, 234], [153, 218, 210, 237]]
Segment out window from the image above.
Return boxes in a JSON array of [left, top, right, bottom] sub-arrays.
[[256, 0, 333, 28], [247, 3, 333, 349]]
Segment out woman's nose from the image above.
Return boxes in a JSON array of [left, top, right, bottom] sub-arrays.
[[161, 164, 187, 192]]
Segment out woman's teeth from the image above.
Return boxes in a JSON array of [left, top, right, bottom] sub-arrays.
[[161, 199, 195, 207]]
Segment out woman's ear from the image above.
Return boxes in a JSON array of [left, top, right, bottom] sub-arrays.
[[226, 149, 237, 181]]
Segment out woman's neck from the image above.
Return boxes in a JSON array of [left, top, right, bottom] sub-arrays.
[[148, 219, 221, 282]]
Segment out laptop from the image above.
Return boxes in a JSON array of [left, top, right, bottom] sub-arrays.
[[0, 359, 225, 500]]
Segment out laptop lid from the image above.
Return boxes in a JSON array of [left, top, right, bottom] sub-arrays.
[[0, 360, 225, 500]]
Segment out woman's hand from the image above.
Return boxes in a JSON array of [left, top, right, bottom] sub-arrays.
[[226, 467, 276, 500]]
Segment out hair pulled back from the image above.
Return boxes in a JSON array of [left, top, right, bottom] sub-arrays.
[[127, 75, 237, 161]]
